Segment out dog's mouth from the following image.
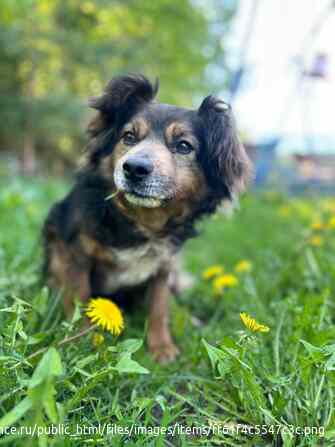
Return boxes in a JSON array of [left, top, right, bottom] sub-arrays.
[[113, 169, 174, 208], [124, 191, 165, 208]]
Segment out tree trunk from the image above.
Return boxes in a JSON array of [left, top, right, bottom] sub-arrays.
[[22, 128, 36, 175], [22, 60, 37, 175], [21, 7, 37, 176]]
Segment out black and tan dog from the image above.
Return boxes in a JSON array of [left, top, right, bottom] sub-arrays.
[[43, 74, 252, 362]]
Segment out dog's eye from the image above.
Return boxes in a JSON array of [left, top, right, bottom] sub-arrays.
[[175, 140, 193, 154], [123, 131, 137, 145]]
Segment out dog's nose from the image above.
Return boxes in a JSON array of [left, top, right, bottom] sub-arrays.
[[123, 157, 153, 182]]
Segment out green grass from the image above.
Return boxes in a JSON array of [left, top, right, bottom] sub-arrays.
[[0, 179, 335, 446]]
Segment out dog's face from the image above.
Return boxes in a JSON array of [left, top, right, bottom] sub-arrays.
[[112, 105, 208, 209], [86, 75, 252, 220]]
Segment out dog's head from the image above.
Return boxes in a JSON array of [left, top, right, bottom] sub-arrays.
[[86, 74, 252, 220]]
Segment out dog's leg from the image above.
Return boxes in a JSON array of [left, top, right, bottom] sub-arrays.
[[47, 240, 91, 318], [62, 268, 90, 318], [147, 268, 179, 363]]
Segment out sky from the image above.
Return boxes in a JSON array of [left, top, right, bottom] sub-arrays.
[[229, 0, 335, 150]]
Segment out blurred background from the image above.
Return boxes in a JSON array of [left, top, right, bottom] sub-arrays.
[[0, 0, 335, 194]]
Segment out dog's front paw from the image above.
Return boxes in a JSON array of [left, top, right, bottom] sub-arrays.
[[149, 342, 180, 364]]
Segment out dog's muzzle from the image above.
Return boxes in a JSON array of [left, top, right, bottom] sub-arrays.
[[114, 154, 174, 208]]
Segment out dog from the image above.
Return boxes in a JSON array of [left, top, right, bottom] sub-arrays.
[[43, 74, 252, 363]]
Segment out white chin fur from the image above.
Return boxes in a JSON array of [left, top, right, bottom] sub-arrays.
[[125, 193, 162, 208]]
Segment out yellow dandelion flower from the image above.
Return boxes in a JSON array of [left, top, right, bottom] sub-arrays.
[[278, 205, 291, 217], [309, 235, 323, 247], [310, 221, 324, 231], [92, 333, 105, 347], [235, 260, 252, 273], [213, 274, 238, 294], [86, 298, 124, 335], [328, 216, 335, 229], [240, 312, 269, 333], [202, 265, 224, 280]]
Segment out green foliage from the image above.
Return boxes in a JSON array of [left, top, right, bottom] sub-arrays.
[[0, 0, 235, 166], [1, 180, 335, 445]]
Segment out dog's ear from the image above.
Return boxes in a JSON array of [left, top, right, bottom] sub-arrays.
[[198, 96, 252, 200], [87, 74, 158, 137]]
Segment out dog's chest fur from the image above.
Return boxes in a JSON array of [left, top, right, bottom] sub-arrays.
[[98, 238, 172, 292]]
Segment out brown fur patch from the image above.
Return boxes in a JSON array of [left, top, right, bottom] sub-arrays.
[[112, 194, 174, 233], [80, 234, 114, 263], [165, 121, 199, 149], [123, 116, 150, 140]]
